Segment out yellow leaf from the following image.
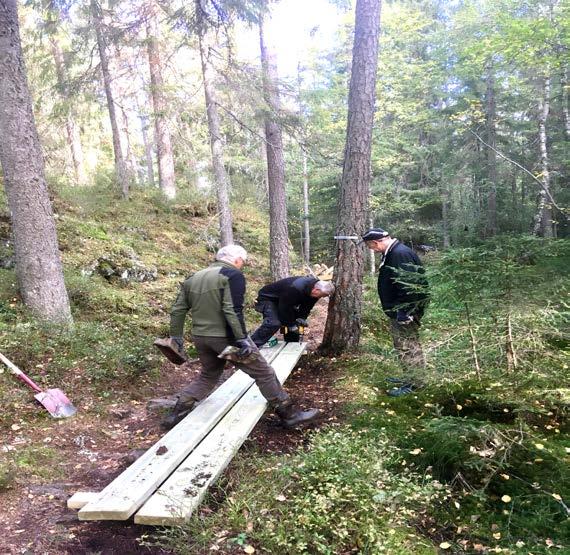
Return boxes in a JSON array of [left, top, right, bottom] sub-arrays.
[[409, 448, 422, 455], [500, 474, 510, 480], [493, 532, 501, 539], [534, 443, 544, 450], [439, 542, 451, 550], [552, 493, 562, 501], [456, 404, 463, 411], [501, 495, 511, 503], [244, 546, 255, 554]]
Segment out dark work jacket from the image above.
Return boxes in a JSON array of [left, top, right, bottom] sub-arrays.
[[256, 276, 319, 325], [377, 241, 429, 320]]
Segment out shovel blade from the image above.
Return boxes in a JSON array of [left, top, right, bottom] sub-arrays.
[[35, 389, 77, 418]]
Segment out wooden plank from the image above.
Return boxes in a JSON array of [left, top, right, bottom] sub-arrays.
[[67, 491, 99, 510], [134, 342, 306, 525], [78, 342, 286, 521]]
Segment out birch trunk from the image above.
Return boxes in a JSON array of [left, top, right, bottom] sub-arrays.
[[533, 75, 553, 237], [485, 65, 497, 236]]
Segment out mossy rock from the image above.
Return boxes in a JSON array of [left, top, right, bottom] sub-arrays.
[[84, 246, 158, 284]]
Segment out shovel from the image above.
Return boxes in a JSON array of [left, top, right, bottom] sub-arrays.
[[0, 352, 77, 418]]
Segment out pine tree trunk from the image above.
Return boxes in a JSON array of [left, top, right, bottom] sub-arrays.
[[91, 0, 129, 199], [0, 0, 72, 324], [146, 2, 176, 199], [321, 0, 382, 354], [50, 37, 87, 186], [533, 75, 553, 237], [199, 30, 233, 246], [485, 65, 497, 236], [259, 17, 289, 280]]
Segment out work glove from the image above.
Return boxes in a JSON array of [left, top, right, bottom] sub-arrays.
[[396, 310, 414, 325], [235, 338, 254, 358], [295, 318, 308, 327], [171, 336, 185, 350], [286, 324, 299, 333]]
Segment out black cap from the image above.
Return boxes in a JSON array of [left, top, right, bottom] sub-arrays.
[[362, 228, 390, 242]]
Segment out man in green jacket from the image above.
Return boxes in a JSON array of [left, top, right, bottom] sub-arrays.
[[158, 244, 319, 430]]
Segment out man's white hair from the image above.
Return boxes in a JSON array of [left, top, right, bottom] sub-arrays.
[[216, 244, 248, 264], [314, 280, 335, 295]]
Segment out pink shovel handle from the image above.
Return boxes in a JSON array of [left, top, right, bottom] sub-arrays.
[[0, 352, 43, 393], [15, 372, 43, 393]]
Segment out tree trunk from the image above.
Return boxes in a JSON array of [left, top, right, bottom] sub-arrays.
[[562, 66, 570, 139], [0, 0, 72, 324], [198, 28, 233, 246], [120, 104, 138, 185], [302, 150, 310, 265], [321, 0, 382, 354], [485, 65, 497, 236], [139, 113, 155, 187], [50, 36, 87, 186], [146, 2, 176, 199], [368, 214, 375, 275], [91, 0, 129, 199], [533, 75, 553, 237], [259, 16, 289, 280]]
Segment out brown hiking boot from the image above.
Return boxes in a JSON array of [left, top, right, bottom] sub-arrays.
[[153, 337, 188, 365], [273, 399, 320, 428], [160, 398, 196, 430]]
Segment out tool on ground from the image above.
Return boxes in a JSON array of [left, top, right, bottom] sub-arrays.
[[0, 352, 77, 418], [153, 337, 188, 365]]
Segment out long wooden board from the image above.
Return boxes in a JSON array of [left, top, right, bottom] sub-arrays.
[[78, 342, 286, 521], [134, 342, 306, 525]]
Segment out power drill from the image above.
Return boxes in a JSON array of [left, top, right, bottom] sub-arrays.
[[280, 323, 305, 343]]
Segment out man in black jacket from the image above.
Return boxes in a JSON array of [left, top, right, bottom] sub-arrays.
[[250, 277, 334, 347], [363, 228, 429, 396], [157, 245, 319, 429]]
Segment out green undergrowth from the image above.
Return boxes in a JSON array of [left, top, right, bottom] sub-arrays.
[[153, 238, 568, 554], [0, 445, 63, 492], [149, 428, 443, 554]]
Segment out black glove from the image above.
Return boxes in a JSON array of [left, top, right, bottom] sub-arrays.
[[295, 318, 308, 327], [396, 310, 414, 325], [235, 339, 253, 357], [171, 336, 184, 350]]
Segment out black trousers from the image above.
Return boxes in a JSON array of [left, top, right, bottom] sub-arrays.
[[250, 300, 282, 347]]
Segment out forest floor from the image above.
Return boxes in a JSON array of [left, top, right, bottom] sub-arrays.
[[0, 303, 340, 555]]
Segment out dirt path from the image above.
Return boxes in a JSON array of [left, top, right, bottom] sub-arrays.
[[0, 301, 343, 554]]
